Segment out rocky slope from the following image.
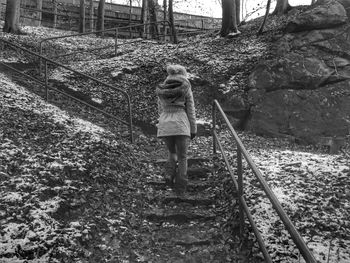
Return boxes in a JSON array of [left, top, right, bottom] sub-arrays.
[[1, 3, 350, 262], [248, 0, 350, 144]]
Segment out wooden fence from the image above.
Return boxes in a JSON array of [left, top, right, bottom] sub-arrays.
[[0, 0, 221, 35]]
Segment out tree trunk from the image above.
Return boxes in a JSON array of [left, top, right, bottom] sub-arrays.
[[168, 0, 177, 43], [129, 0, 132, 37], [272, 0, 291, 15], [163, 0, 167, 39], [141, 0, 147, 37], [141, 0, 146, 23], [79, 0, 85, 33], [148, 0, 159, 39], [37, 0, 43, 26], [220, 0, 239, 37], [53, 0, 58, 28], [235, 0, 240, 25], [89, 0, 94, 31], [3, 0, 21, 34], [96, 0, 105, 35], [257, 0, 271, 35]]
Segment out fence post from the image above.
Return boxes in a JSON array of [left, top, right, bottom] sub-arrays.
[[45, 61, 49, 101], [237, 146, 244, 238], [127, 96, 133, 143], [39, 43, 43, 75], [0, 36, 4, 51], [115, 28, 118, 56], [212, 101, 217, 154]]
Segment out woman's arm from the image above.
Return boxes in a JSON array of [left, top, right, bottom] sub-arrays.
[[157, 97, 163, 116], [186, 88, 197, 135]]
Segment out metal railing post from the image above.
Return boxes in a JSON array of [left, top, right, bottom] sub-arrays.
[[39, 42, 43, 75], [212, 99, 317, 263], [127, 96, 133, 143], [45, 61, 49, 101], [115, 28, 118, 56], [212, 101, 217, 154], [237, 146, 244, 238], [1, 38, 134, 142]]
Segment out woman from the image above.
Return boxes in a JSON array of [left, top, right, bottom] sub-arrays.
[[156, 64, 197, 195]]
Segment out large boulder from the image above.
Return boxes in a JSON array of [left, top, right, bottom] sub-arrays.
[[248, 53, 334, 91], [247, 82, 350, 143], [247, 0, 350, 143], [286, 0, 348, 32]]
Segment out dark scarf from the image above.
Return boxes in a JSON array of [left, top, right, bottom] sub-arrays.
[[156, 79, 189, 103]]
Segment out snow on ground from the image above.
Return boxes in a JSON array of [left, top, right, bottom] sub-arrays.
[[0, 72, 141, 262], [1, 22, 350, 262], [219, 131, 350, 263]]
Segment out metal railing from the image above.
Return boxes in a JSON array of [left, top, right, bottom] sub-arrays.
[[38, 20, 173, 68], [174, 18, 221, 31], [212, 100, 317, 263], [0, 38, 133, 143]]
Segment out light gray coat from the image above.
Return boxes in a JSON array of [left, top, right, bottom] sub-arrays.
[[156, 75, 197, 137]]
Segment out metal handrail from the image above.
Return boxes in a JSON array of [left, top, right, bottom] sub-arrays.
[[212, 100, 317, 263], [0, 38, 133, 143], [38, 20, 172, 66]]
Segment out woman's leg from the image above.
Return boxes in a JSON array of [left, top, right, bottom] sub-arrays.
[[162, 136, 177, 186], [174, 135, 189, 193]]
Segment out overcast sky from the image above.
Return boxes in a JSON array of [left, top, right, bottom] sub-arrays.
[[174, 0, 314, 18], [111, 0, 314, 19]]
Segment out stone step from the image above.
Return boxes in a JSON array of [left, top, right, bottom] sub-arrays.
[[146, 179, 211, 191], [175, 244, 229, 263], [152, 225, 221, 248], [144, 208, 216, 223], [154, 157, 210, 167], [162, 193, 214, 206], [187, 167, 212, 179], [143, 243, 229, 263]]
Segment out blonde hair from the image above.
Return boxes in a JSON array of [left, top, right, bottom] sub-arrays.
[[166, 64, 187, 78]]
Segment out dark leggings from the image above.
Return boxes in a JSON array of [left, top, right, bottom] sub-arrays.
[[163, 135, 189, 182]]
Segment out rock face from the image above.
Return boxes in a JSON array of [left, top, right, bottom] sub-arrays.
[[285, 0, 348, 32], [247, 0, 350, 143]]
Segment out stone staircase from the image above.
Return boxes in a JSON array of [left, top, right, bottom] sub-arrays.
[[142, 157, 231, 263]]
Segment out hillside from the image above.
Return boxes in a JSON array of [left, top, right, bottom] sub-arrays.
[[1, 7, 350, 263]]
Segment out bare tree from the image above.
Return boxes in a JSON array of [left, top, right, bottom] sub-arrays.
[[37, 0, 43, 26], [235, 0, 240, 25], [163, 0, 167, 38], [141, 0, 147, 37], [220, 0, 239, 37], [129, 0, 132, 37], [53, 0, 58, 28], [79, 0, 85, 33], [3, 0, 21, 34], [148, 0, 159, 39], [272, 0, 291, 15], [257, 0, 271, 35], [169, 0, 177, 43], [96, 0, 105, 34], [89, 0, 94, 31]]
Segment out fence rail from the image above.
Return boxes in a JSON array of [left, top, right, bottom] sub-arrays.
[[38, 20, 173, 67], [212, 99, 317, 263], [0, 1, 221, 33], [0, 38, 133, 143]]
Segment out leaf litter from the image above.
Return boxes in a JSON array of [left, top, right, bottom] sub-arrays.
[[1, 15, 350, 262]]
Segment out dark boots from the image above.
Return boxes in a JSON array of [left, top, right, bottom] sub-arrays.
[[164, 160, 187, 195]]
